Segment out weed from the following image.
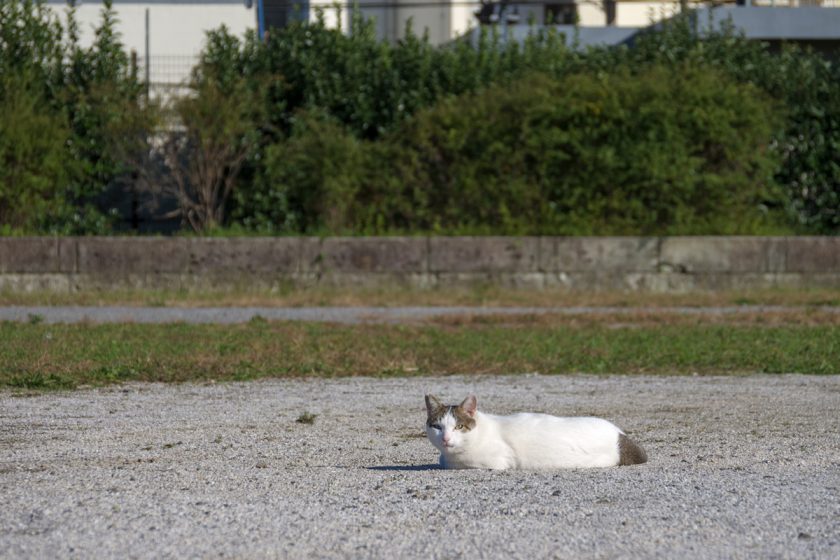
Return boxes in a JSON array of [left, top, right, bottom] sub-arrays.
[[7, 371, 75, 390], [296, 412, 317, 425], [249, 314, 267, 325]]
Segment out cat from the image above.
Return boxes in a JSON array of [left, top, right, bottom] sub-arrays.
[[424, 394, 647, 469]]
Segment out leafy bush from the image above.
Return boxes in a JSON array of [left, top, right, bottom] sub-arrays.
[[215, 12, 838, 235], [201, 15, 576, 141], [3, 5, 839, 235], [0, 0, 149, 234], [136, 76, 265, 233], [60, 2, 148, 233], [0, 76, 78, 233], [232, 110, 367, 234], [617, 14, 840, 232], [243, 65, 784, 235]]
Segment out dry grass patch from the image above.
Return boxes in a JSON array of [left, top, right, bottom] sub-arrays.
[[424, 309, 840, 328]]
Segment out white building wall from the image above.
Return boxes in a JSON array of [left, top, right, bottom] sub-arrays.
[[42, 0, 701, 66], [451, 4, 478, 39], [308, 0, 457, 45], [398, 5, 453, 44], [45, 1, 255, 87], [617, 2, 682, 26], [580, 3, 607, 25]]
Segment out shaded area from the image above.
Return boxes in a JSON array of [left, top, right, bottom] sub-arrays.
[[367, 464, 442, 472]]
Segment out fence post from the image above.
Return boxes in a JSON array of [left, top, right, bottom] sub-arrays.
[[145, 8, 151, 98]]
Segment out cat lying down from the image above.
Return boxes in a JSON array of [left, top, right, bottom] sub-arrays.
[[425, 394, 647, 469]]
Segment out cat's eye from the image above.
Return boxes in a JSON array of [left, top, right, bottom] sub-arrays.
[[455, 423, 464, 430], [431, 423, 442, 430]]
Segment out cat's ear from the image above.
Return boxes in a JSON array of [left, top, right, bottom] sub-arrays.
[[425, 394, 442, 414], [460, 395, 477, 417]]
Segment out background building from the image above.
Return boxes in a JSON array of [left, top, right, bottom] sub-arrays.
[[46, 0, 840, 97]]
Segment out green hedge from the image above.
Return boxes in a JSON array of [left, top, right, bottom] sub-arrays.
[[236, 65, 784, 235], [2, 5, 839, 235], [212, 12, 840, 235], [0, 0, 147, 234], [621, 15, 840, 233], [197, 13, 575, 141]]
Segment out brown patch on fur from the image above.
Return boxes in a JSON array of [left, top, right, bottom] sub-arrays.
[[424, 397, 476, 432], [425, 405, 448, 427], [618, 434, 648, 466], [450, 406, 476, 431], [425, 395, 447, 427]]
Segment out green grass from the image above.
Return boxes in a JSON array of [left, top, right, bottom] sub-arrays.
[[2, 317, 838, 390]]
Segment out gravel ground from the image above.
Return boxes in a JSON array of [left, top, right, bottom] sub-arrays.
[[1, 374, 839, 559]]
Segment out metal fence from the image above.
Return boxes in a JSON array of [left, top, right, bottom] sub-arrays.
[[133, 54, 199, 100]]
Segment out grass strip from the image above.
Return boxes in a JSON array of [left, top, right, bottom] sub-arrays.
[[2, 318, 838, 391]]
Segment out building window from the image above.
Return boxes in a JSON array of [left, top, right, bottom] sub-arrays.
[[263, 0, 309, 31], [545, 3, 577, 25]]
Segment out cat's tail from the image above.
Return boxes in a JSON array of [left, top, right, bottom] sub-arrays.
[[618, 433, 648, 466]]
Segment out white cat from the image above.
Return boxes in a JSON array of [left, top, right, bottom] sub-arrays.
[[425, 394, 647, 469]]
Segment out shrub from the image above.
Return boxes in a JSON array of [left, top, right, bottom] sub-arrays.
[[0, 0, 149, 234], [0, 77, 77, 233], [214, 13, 838, 235], [621, 14, 840, 233], [380, 66, 784, 235], [232, 110, 367, 234], [3, 4, 838, 235], [242, 65, 783, 235], [201, 15, 576, 141], [131, 74, 264, 233]]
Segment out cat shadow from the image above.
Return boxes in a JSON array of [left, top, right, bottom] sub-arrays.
[[367, 464, 442, 471]]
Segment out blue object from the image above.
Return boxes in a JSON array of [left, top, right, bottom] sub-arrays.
[[257, 0, 266, 40]]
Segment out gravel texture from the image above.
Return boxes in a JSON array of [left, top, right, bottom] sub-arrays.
[[1, 374, 839, 559]]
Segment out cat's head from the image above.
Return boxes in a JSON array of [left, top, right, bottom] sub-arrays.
[[424, 394, 477, 453]]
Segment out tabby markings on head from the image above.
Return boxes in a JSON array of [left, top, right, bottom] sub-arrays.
[[425, 396, 476, 432]]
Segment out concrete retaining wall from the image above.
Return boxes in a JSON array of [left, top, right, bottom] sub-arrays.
[[1, 236, 839, 292]]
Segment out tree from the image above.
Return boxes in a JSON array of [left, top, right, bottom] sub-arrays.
[[136, 77, 264, 233]]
